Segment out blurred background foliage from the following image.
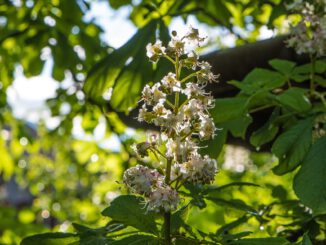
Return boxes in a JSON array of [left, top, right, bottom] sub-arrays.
[[0, 0, 325, 244]]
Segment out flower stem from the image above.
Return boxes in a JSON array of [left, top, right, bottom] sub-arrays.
[[175, 56, 180, 112], [164, 54, 175, 65], [164, 212, 171, 245], [180, 71, 199, 84]]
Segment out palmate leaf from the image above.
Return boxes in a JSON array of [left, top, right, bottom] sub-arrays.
[[101, 195, 158, 234], [269, 59, 296, 76], [84, 20, 170, 112], [205, 182, 260, 193], [222, 114, 252, 139], [206, 197, 258, 215], [171, 204, 190, 233], [228, 68, 286, 94], [84, 20, 157, 104], [200, 127, 227, 158], [250, 108, 280, 148], [294, 136, 326, 215], [109, 234, 157, 245], [272, 117, 315, 175], [275, 88, 311, 113], [215, 215, 248, 237], [298, 234, 313, 245], [228, 237, 289, 245], [211, 97, 248, 123], [21, 233, 78, 245], [71, 223, 125, 245]]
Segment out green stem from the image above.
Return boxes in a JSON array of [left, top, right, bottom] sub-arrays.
[[287, 79, 292, 88], [176, 177, 189, 190], [164, 212, 171, 245], [164, 54, 175, 65], [152, 147, 167, 160], [180, 72, 198, 84], [249, 104, 275, 114], [165, 99, 175, 110], [174, 55, 180, 112], [313, 91, 326, 108], [175, 92, 180, 113]]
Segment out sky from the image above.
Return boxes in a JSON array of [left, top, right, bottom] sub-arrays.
[[6, 1, 274, 148]]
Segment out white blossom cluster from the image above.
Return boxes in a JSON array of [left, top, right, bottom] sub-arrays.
[[123, 165, 180, 212], [123, 165, 164, 195], [287, 0, 326, 57], [124, 27, 218, 212]]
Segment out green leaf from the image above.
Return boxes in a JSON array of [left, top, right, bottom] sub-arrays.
[[0, 139, 14, 179], [250, 108, 280, 148], [84, 20, 157, 106], [216, 215, 248, 237], [72, 222, 125, 244], [206, 197, 258, 215], [294, 60, 326, 74], [221, 231, 252, 241], [200, 127, 227, 158], [109, 235, 157, 245], [109, 50, 152, 110], [315, 75, 326, 87], [267, 4, 287, 28], [108, 0, 131, 9], [21, 233, 78, 245], [298, 233, 312, 245], [294, 136, 326, 214], [79, 236, 112, 245], [206, 182, 260, 193], [229, 237, 289, 245], [272, 117, 314, 175], [246, 90, 275, 109], [101, 195, 158, 234], [276, 88, 311, 112], [171, 204, 190, 233], [269, 59, 296, 76], [223, 114, 252, 139], [242, 68, 286, 91], [212, 97, 247, 123], [174, 236, 198, 245]]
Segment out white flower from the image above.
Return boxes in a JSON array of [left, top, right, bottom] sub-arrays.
[[132, 142, 151, 158], [183, 82, 206, 99], [146, 41, 166, 62], [175, 121, 192, 136], [184, 154, 217, 184], [147, 185, 180, 212], [166, 137, 197, 163], [147, 131, 161, 145], [182, 99, 205, 120], [168, 36, 185, 56], [198, 116, 216, 140], [141, 84, 153, 105], [161, 72, 181, 92], [152, 83, 166, 103], [183, 52, 198, 70], [123, 165, 164, 195], [153, 102, 170, 117], [197, 61, 219, 83], [185, 26, 205, 44], [171, 163, 188, 181], [138, 105, 149, 122], [286, 0, 326, 56]]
